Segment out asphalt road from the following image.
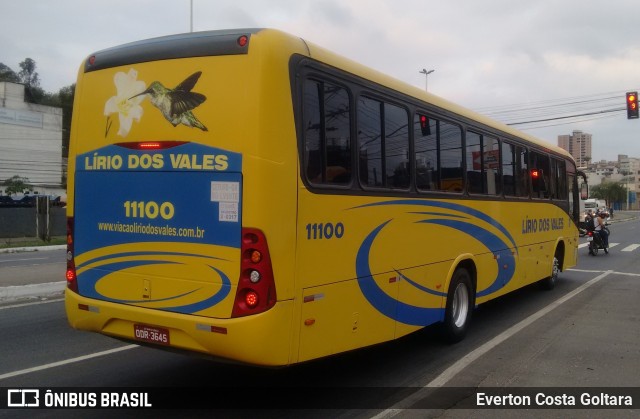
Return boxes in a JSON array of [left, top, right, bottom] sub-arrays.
[[0, 216, 639, 417]]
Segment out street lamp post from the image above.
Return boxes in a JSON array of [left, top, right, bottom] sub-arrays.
[[190, 0, 194, 32], [622, 170, 630, 210], [419, 68, 434, 92], [627, 174, 630, 211]]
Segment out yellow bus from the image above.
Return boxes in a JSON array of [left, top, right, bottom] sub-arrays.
[[65, 28, 583, 366]]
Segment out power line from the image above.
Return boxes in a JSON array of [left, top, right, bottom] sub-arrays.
[[506, 107, 625, 126], [471, 90, 637, 129]]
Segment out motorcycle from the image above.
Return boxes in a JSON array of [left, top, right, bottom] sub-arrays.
[[587, 225, 610, 256]]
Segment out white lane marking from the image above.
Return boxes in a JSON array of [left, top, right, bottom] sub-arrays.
[[0, 298, 63, 310], [578, 242, 620, 249], [621, 244, 640, 252], [371, 270, 613, 418], [0, 345, 139, 381], [0, 258, 48, 263]]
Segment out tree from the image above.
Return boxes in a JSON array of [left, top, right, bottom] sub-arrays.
[[2, 175, 33, 195], [590, 182, 627, 208], [0, 63, 20, 83], [16, 58, 47, 103], [18, 58, 40, 87]]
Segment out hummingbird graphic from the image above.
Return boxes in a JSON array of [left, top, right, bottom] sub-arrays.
[[132, 71, 208, 131]]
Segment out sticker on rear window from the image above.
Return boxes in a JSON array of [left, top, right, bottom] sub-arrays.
[[211, 181, 239, 203]]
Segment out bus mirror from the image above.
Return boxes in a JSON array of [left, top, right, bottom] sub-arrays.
[[580, 182, 588, 200]]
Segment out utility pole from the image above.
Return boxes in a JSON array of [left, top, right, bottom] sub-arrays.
[[419, 68, 434, 92]]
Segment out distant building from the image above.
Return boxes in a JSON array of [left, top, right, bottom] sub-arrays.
[[0, 82, 64, 196], [557, 130, 592, 168], [581, 154, 639, 210]]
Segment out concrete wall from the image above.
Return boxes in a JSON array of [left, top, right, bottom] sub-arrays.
[[0, 82, 63, 189]]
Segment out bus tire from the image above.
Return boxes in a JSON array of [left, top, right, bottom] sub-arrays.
[[442, 267, 473, 343], [540, 254, 560, 290]]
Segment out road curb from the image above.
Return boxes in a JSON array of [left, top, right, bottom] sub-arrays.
[[0, 245, 66, 254], [0, 281, 65, 302]]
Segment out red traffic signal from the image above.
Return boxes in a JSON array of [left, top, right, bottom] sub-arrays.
[[626, 92, 639, 119]]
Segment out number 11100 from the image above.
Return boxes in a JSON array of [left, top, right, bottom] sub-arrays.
[[305, 222, 344, 240], [123, 201, 175, 220]]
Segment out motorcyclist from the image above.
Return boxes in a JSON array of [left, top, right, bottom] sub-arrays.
[[584, 210, 595, 232], [594, 210, 609, 250]]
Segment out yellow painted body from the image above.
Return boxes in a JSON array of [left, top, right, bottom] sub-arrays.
[[66, 29, 578, 366]]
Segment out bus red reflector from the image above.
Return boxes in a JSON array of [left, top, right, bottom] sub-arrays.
[[237, 35, 248, 47], [78, 304, 89, 311], [211, 326, 227, 335]]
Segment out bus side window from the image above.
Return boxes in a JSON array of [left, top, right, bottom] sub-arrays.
[[515, 146, 529, 197], [466, 131, 483, 194], [414, 113, 438, 191], [465, 132, 500, 195], [531, 151, 550, 199], [358, 98, 410, 189], [502, 141, 516, 196], [549, 159, 558, 199], [439, 121, 463, 192], [414, 114, 462, 193], [303, 78, 352, 185]]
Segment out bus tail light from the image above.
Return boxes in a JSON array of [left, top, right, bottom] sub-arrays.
[[231, 228, 276, 317], [66, 217, 78, 293]]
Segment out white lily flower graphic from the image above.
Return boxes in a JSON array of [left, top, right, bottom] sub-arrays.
[[104, 69, 146, 137]]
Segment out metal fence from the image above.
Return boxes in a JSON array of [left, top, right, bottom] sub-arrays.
[[0, 197, 66, 239]]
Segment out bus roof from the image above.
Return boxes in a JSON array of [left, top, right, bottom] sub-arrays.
[[82, 27, 573, 163]]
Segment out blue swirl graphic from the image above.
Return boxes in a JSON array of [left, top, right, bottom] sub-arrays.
[[356, 221, 444, 326], [76, 251, 228, 270], [353, 199, 517, 251], [352, 200, 517, 324], [394, 269, 447, 297], [78, 257, 231, 314], [418, 219, 515, 297]]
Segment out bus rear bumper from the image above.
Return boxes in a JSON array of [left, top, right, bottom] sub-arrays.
[[65, 289, 294, 366]]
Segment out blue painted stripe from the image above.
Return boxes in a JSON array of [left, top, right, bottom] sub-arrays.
[[76, 250, 228, 270], [78, 260, 231, 314], [418, 219, 515, 297], [394, 269, 447, 297], [351, 199, 517, 251], [355, 221, 444, 326], [352, 199, 519, 324]]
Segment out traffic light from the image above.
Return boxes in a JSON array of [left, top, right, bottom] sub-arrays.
[[626, 92, 639, 119], [418, 114, 432, 136]]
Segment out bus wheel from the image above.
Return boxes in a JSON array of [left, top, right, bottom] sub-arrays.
[[442, 268, 473, 343], [540, 254, 559, 290]]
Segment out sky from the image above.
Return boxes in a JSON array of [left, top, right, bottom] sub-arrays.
[[2, 0, 640, 162]]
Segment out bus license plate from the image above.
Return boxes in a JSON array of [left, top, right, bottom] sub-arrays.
[[134, 324, 170, 346]]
